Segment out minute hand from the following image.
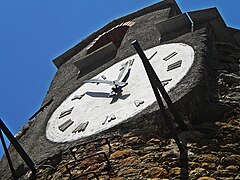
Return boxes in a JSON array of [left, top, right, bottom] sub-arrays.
[[118, 59, 134, 83], [117, 61, 129, 82], [84, 79, 114, 85]]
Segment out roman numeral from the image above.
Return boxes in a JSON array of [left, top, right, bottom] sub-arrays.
[[72, 121, 89, 133], [163, 51, 177, 61], [161, 78, 172, 86], [59, 107, 74, 118], [167, 60, 182, 71], [58, 119, 74, 132], [101, 75, 106, 80], [148, 51, 157, 60], [71, 94, 85, 101], [134, 100, 144, 107], [102, 114, 116, 125]]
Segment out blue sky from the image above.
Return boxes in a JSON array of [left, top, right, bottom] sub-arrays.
[[0, 0, 239, 158]]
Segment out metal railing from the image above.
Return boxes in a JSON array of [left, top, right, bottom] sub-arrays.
[[65, 151, 111, 179], [0, 118, 55, 179], [69, 137, 112, 160], [0, 118, 37, 179]]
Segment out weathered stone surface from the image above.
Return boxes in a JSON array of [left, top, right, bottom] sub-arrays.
[[189, 162, 201, 169], [197, 154, 220, 163], [225, 165, 239, 172], [220, 143, 240, 153], [219, 73, 240, 86], [201, 162, 216, 170], [147, 138, 161, 145], [210, 170, 238, 178], [141, 167, 168, 178], [124, 136, 139, 146], [198, 177, 216, 180], [110, 149, 133, 159], [220, 155, 240, 166], [119, 156, 140, 167], [143, 145, 161, 151], [117, 167, 138, 176], [189, 168, 209, 178], [169, 167, 181, 176], [110, 178, 124, 180]]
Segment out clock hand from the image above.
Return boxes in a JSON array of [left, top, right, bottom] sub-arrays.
[[85, 91, 109, 98], [109, 93, 130, 104], [84, 59, 133, 97], [117, 61, 129, 82], [84, 79, 114, 85], [117, 59, 134, 82], [118, 59, 135, 84], [84, 78, 127, 89]]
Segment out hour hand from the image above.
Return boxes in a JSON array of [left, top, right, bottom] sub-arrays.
[[117, 59, 134, 82], [84, 79, 114, 85]]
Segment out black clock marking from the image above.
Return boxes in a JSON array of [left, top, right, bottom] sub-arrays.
[[167, 60, 182, 71], [101, 75, 107, 80], [129, 58, 134, 66], [58, 119, 74, 132], [72, 121, 89, 133], [161, 78, 172, 86], [163, 51, 177, 61], [102, 114, 116, 125], [59, 107, 74, 118], [108, 114, 116, 122], [148, 51, 158, 61], [102, 116, 108, 125], [119, 61, 128, 71], [71, 94, 85, 101], [134, 100, 144, 107]]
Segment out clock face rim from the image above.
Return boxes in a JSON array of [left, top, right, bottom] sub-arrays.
[[46, 43, 194, 143]]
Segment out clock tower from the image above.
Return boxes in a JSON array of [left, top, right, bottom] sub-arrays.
[[1, 0, 239, 179]]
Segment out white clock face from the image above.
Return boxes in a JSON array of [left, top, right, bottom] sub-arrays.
[[46, 43, 194, 142]]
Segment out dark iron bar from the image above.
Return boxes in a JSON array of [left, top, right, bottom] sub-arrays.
[[131, 41, 187, 131], [152, 66, 188, 130], [131, 41, 188, 178], [0, 130, 16, 179], [29, 99, 53, 121], [0, 119, 37, 176]]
